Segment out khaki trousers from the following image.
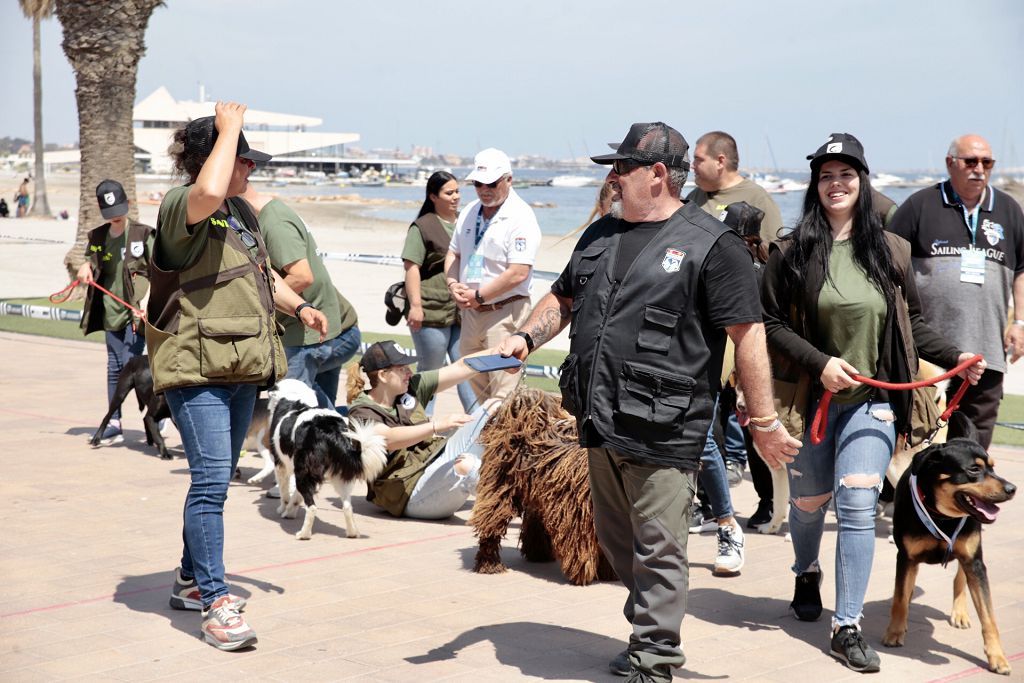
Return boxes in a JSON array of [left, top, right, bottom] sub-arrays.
[[458, 298, 531, 403]]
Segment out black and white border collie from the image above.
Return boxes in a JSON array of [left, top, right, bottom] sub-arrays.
[[267, 379, 387, 540]]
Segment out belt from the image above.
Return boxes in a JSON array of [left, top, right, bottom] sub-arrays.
[[475, 294, 529, 312]]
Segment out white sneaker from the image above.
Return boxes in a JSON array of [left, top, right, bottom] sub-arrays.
[[713, 521, 745, 575], [95, 419, 124, 447], [158, 418, 171, 435], [266, 484, 281, 499]]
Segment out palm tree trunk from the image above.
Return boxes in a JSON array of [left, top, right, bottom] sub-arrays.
[[56, 0, 163, 278], [27, 14, 51, 217]]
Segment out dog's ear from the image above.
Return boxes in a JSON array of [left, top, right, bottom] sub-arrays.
[[910, 447, 939, 476], [948, 411, 979, 443]]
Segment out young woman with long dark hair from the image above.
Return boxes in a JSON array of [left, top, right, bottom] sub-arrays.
[[401, 170, 475, 411], [761, 133, 985, 673]]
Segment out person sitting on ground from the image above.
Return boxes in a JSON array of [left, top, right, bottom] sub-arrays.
[[77, 179, 155, 446], [346, 340, 497, 520]]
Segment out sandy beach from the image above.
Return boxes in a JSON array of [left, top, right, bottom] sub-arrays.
[[0, 171, 575, 350]]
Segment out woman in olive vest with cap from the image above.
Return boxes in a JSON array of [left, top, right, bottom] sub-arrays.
[[346, 340, 494, 519], [146, 101, 327, 651], [401, 171, 475, 412]]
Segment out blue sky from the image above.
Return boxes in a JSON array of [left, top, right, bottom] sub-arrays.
[[2, 0, 1022, 171]]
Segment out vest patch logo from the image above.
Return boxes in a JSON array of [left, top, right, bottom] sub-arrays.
[[981, 219, 1004, 247], [662, 248, 685, 273], [399, 393, 417, 410], [514, 237, 526, 252], [209, 217, 229, 229], [130, 241, 144, 258]]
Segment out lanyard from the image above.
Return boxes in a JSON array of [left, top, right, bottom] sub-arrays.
[[909, 473, 966, 567], [474, 209, 491, 248], [962, 204, 980, 246]]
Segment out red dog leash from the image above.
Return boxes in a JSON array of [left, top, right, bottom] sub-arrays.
[[50, 279, 146, 320], [809, 354, 984, 446]]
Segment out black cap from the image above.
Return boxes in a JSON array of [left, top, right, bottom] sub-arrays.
[[184, 116, 272, 162], [719, 202, 765, 239], [806, 133, 869, 174], [591, 122, 690, 170], [360, 340, 416, 373], [384, 281, 409, 326], [96, 179, 129, 219]]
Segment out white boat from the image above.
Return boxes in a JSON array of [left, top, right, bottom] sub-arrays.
[[550, 174, 599, 188], [872, 172, 902, 187]]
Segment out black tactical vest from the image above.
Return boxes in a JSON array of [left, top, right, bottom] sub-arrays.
[[559, 203, 734, 469]]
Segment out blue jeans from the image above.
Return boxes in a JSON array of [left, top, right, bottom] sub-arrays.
[[105, 326, 145, 421], [410, 323, 476, 413], [404, 404, 492, 519], [166, 383, 258, 609], [723, 412, 748, 466], [788, 399, 895, 628], [284, 326, 361, 409], [698, 401, 733, 520]]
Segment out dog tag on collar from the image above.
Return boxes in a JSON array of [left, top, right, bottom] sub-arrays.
[[960, 248, 985, 284], [399, 393, 417, 411]]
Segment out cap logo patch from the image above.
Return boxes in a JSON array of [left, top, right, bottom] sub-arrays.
[[103, 192, 116, 206], [662, 248, 685, 273], [826, 143, 843, 154]]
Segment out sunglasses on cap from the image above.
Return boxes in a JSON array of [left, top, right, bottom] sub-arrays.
[[611, 159, 654, 175], [952, 156, 995, 170], [473, 176, 506, 189]]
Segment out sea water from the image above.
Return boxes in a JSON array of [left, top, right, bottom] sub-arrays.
[[273, 167, 923, 236]]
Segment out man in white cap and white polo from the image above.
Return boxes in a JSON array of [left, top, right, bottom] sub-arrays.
[[445, 148, 541, 402]]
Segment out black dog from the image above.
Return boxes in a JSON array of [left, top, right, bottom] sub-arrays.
[[883, 412, 1016, 675], [90, 355, 173, 459]]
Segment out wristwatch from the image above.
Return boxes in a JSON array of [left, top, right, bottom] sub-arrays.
[[295, 302, 314, 318], [475, 289, 485, 304], [512, 331, 535, 352]]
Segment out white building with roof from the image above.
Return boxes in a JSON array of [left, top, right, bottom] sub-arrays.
[[133, 86, 366, 174]]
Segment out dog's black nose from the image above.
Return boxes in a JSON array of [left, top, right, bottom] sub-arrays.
[[1005, 481, 1017, 497]]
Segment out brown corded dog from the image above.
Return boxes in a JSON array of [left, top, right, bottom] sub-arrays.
[[470, 387, 616, 586], [883, 412, 1016, 675]]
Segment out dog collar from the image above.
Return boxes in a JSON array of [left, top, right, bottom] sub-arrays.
[[909, 473, 966, 568]]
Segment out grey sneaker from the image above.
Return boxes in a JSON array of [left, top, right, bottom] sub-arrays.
[[609, 649, 630, 676], [688, 504, 716, 534], [725, 460, 745, 487], [94, 419, 123, 447], [169, 568, 246, 612], [713, 522, 745, 574], [830, 625, 881, 673], [266, 484, 281, 499], [201, 596, 257, 651]]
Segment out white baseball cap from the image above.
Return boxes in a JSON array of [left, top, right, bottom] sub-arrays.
[[466, 148, 512, 184]]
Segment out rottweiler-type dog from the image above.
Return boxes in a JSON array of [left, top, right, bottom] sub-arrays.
[[883, 412, 1016, 675], [90, 355, 173, 459]]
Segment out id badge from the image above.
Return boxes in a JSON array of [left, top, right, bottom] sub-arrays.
[[960, 248, 986, 284], [465, 254, 484, 285]]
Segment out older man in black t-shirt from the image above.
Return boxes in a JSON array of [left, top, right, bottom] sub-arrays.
[[499, 122, 800, 682]]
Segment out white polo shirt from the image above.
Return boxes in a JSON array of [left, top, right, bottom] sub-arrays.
[[450, 188, 541, 301]]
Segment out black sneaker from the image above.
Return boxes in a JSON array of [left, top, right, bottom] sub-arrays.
[[790, 570, 823, 621], [608, 650, 630, 676], [688, 504, 716, 534], [746, 500, 773, 529], [830, 625, 881, 673], [725, 460, 745, 487]]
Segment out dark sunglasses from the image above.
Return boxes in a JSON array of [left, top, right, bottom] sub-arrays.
[[238, 157, 256, 170], [953, 156, 995, 170], [226, 215, 258, 249], [612, 159, 652, 175], [473, 177, 506, 189]]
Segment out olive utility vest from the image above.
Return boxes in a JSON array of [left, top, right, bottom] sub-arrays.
[[411, 213, 457, 327], [559, 203, 734, 469], [144, 197, 286, 394], [80, 220, 154, 335]]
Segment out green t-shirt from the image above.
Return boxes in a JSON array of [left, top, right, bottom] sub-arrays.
[[686, 177, 785, 243], [156, 185, 258, 271], [400, 217, 457, 327], [259, 199, 357, 346], [816, 239, 887, 404], [99, 228, 129, 331]]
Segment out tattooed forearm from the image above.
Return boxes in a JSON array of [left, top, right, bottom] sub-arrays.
[[521, 293, 572, 347]]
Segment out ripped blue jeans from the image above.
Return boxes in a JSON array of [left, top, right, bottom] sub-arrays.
[[787, 399, 895, 628]]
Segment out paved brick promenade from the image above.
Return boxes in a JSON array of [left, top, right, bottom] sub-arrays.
[[1, 331, 1022, 681]]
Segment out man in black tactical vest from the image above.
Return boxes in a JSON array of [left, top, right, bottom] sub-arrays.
[[499, 122, 801, 682]]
